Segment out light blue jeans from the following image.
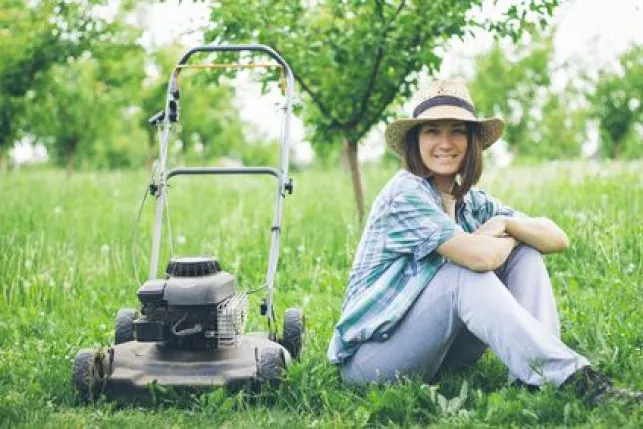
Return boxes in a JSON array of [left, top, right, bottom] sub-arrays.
[[340, 245, 590, 386]]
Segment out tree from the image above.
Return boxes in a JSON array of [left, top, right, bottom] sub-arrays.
[[468, 33, 587, 160], [590, 44, 643, 159], [0, 0, 123, 168], [206, 0, 559, 221], [23, 7, 148, 173]]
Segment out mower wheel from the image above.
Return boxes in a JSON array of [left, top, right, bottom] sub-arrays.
[[72, 348, 105, 402], [257, 347, 286, 382], [114, 308, 138, 344], [281, 308, 305, 360]]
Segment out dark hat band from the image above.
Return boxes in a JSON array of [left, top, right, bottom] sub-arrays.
[[413, 95, 476, 118]]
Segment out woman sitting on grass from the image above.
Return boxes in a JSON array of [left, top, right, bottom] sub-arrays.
[[327, 79, 641, 405]]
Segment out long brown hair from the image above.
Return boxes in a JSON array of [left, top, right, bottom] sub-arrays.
[[403, 122, 483, 200]]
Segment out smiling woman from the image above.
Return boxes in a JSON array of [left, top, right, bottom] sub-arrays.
[[327, 79, 642, 406]]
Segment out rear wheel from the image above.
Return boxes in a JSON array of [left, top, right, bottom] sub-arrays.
[[281, 308, 304, 360], [257, 347, 286, 383], [115, 308, 138, 344], [72, 348, 105, 402]]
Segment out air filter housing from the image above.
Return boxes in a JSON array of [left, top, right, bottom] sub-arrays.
[[165, 257, 221, 277]]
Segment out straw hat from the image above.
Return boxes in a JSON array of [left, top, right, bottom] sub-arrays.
[[385, 80, 504, 156]]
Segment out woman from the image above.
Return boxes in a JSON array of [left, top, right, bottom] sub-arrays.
[[327, 80, 638, 404]]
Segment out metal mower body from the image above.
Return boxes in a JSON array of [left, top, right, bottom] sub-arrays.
[[100, 333, 289, 399], [72, 45, 304, 402]]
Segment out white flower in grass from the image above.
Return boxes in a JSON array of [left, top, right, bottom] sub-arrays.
[[623, 263, 636, 275], [101, 244, 110, 255], [99, 323, 106, 331], [177, 234, 186, 245], [24, 259, 32, 270], [54, 206, 62, 214], [570, 212, 587, 223], [297, 244, 305, 254], [302, 294, 311, 307]]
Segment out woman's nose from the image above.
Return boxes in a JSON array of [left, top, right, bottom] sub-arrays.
[[436, 132, 455, 148]]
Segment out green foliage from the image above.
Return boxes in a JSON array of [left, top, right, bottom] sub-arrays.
[[207, 1, 559, 149], [0, 162, 642, 426], [24, 34, 148, 171], [469, 33, 587, 160], [590, 44, 643, 159], [1, 2, 258, 171], [0, 0, 124, 157]]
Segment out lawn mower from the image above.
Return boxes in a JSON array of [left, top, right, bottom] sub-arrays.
[[72, 45, 304, 401]]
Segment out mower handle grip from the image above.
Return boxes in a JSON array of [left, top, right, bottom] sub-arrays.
[[177, 44, 293, 77]]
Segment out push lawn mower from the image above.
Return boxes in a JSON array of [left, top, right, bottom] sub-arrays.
[[72, 45, 304, 401]]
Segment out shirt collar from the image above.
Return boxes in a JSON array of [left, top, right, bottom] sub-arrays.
[[424, 176, 472, 208]]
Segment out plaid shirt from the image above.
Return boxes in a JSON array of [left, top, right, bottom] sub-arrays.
[[327, 170, 519, 364]]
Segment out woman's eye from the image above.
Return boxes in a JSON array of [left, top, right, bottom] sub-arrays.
[[423, 128, 438, 134], [453, 129, 466, 135]]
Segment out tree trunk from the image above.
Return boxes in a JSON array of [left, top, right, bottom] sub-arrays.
[[66, 139, 78, 178], [344, 139, 365, 224], [614, 139, 622, 159]]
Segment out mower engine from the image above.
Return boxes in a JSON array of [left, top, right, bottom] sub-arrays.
[[133, 257, 249, 350]]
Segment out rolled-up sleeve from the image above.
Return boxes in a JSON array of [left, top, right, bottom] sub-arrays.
[[385, 188, 458, 262]]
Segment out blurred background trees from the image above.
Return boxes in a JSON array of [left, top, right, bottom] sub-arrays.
[[468, 33, 588, 161], [0, 0, 641, 181], [590, 45, 643, 159]]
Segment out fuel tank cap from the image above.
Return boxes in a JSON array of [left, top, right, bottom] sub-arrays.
[[165, 257, 221, 277]]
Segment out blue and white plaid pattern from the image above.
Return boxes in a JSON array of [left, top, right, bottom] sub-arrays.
[[327, 170, 519, 364]]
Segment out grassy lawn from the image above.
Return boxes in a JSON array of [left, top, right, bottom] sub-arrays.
[[1, 161, 642, 427]]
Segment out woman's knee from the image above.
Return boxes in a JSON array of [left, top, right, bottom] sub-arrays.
[[450, 264, 508, 302], [446, 262, 500, 286], [513, 244, 546, 268]]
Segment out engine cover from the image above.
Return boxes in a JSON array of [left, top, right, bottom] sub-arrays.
[[164, 271, 236, 306]]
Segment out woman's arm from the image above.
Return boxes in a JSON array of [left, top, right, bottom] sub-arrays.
[[437, 232, 519, 272], [505, 216, 569, 254], [475, 215, 569, 254]]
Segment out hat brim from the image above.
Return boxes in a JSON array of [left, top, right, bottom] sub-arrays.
[[385, 108, 504, 156]]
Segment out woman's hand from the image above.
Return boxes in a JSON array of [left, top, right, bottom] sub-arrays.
[[474, 216, 508, 237], [505, 217, 569, 254]]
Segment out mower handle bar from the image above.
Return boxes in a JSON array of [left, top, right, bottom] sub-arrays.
[[166, 167, 279, 180], [176, 44, 293, 77]]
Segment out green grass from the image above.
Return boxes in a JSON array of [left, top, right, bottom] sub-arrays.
[[1, 161, 642, 428]]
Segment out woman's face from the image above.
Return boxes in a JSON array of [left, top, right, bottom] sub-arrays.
[[418, 119, 468, 177]]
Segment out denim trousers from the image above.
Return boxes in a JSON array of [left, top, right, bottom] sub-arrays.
[[340, 245, 590, 386]]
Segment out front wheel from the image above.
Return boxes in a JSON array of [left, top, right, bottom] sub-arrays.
[[257, 347, 286, 383], [72, 348, 106, 402]]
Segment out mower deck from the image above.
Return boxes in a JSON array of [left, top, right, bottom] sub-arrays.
[[103, 334, 289, 398]]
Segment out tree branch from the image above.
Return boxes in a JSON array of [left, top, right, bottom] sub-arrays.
[[254, 12, 343, 130], [352, 32, 423, 143], [340, 0, 407, 129]]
